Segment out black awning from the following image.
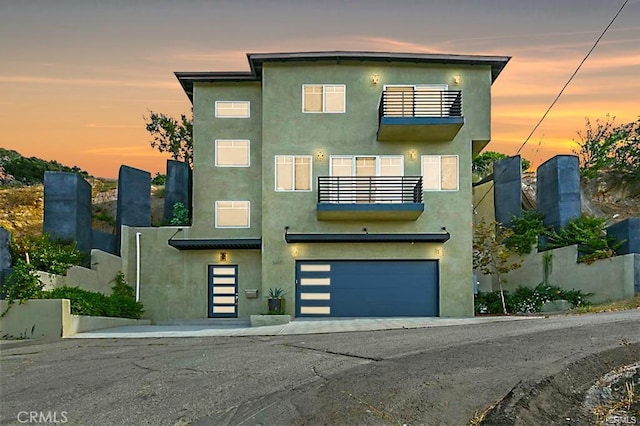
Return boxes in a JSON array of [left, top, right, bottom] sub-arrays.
[[168, 238, 261, 250], [284, 233, 450, 244]]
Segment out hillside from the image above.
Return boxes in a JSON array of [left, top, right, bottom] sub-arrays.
[[0, 148, 89, 187]]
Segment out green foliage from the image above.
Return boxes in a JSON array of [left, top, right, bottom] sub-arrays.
[[0, 259, 43, 316], [41, 273, 144, 319], [0, 147, 89, 186], [144, 110, 193, 165], [151, 172, 166, 186], [473, 219, 523, 314], [10, 233, 87, 275], [505, 210, 546, 255], [268, 287, 286, 298], [170, 202, 190, 226], [472, 151, 531, 181], [573, 116, 640, 180], [475, 284, 592, 314], [92, 208, 116, 226], [543, 214, 624, 263]]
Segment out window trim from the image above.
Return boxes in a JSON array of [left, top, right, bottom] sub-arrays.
[[214, 139, 250, 168], [420, 154, 459, 192], [302, 84, 346, 114], [215, 101, 251, 118], [214, 201, 251, 228], [274, 155, 313, 192]]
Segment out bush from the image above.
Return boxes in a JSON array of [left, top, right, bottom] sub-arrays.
[[505, 210, 546, 255], [475, 284, 592, 314], [0, 259, 44, 316], [11, 234, 88, 275], [170, 202, 190, 226]]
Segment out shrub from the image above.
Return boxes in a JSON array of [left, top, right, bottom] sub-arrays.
[[151, 172, 166, 186], [11, 234, 87, 274], [474, 284, 592, 314], [0, 259, 44, 316], [505, 210, 546, 255], [170, 202, 190, 226]]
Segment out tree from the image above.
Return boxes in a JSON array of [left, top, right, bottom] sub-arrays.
[[472, 151, 531, 181], [572, 116, 640, 180], [144, 110, 193, 165], [473, 219, 523, 314]]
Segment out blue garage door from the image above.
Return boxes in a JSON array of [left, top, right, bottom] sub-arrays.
[[296, 260, 439, 317]]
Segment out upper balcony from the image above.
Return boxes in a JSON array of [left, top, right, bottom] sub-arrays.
[[317, 176, 424, 220], [377, 89, 464, 142]]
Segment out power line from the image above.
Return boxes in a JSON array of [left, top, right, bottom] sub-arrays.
[[473, 0, 630, 212]]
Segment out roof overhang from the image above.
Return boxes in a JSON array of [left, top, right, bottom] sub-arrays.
[[175, 51, 511, 101], [284, 233, 450, 244], [168, 238, 261, 250]]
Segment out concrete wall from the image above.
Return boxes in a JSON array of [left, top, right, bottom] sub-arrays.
[[163, 160, 192, 223], [37, 249, 123, 295], [607, 218, 640, 255], [92, 229, 117, 255], [493, 155, 522, 227], [485, 245, 637, 304], [0, 299, 149, 338], [536, 155, 581, 231], [0, 299, 69, 338], [116, 166, 151, 254], [43, 172, 92, 253]]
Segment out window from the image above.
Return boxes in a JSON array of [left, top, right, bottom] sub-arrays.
[[215, 140, 250, 167], [215, 201, 250, 228], [303, 85, 345, 113], [329, 155, 404, 177], [275, 155, 312, 191], [215, 101, 250, 118], [421, 155, 459, 191]]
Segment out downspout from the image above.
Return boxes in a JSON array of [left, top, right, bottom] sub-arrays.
[[135, 232, 141, 302]]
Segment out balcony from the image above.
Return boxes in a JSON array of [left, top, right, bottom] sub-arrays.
[[377, 90, 464, 142], [317, 176, 424, 220]]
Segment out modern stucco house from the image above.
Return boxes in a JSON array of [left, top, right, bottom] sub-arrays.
[[121, 51, 510, 322]]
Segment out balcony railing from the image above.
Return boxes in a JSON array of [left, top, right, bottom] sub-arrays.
[[379, 90, 462, 119], [317, 176, 423, 204]]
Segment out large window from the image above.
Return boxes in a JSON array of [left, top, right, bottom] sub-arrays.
[[215, 101, 250, 118], [303, 85, 345, 113], [329, 155, 403, 177], [421, 155, 459, 191], [215, 201, 250, 228], [275, 155, 312, 191], [215, 140, 250, 167]]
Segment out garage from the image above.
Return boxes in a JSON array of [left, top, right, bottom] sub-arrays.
[[295, 260, 439, 317]]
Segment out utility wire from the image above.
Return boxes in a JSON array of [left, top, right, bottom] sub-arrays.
[[473, 0, 629, 212]]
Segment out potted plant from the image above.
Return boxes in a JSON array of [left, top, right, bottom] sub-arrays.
[[267, 287, 286, 314]]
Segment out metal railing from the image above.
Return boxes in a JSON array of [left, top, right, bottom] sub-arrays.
[[317, 176, 423, 204], [379, 90, 462, 119]]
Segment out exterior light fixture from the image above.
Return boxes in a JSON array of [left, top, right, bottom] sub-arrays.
[[291, 247, 299, 257], [453, 74, 461, 85], [409, 150, 417, 160], [219, 252, 227, 262], [317, 150, 324, 161], [371, 73, 380, 85]]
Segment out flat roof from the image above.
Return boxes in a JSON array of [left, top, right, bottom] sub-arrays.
[[175, 51, 511, 100]]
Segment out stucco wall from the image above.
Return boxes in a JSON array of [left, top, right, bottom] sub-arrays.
[[488, 245, 636, 303], [0, 299, 69, 338]]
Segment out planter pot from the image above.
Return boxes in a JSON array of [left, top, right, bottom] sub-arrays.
[[268, 298, 284, 313]]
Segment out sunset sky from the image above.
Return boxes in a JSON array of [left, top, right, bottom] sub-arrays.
[[2, 0, 638, 178]]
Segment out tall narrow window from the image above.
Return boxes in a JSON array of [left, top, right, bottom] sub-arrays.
[[275, 155, 312, 191], [303, 85, 345, 113], [215, 140, 250, 167], [215, 101, 250, 118], [421, 155, 459, 191], [215, 201, 250, 228]]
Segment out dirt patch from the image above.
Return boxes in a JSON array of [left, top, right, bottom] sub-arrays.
[[480, 342, 640, 425]]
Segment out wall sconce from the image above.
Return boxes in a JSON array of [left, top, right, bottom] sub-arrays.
[[291, 247, 299, 257], [371, 73, 380, 85], [409, 150, 417, 160], [219, 252, 227, 262], [316, 150, 324, 161], [453, 74, 461, 85]]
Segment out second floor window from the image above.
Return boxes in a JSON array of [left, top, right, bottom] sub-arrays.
[[421, 155, 459, 191], [215, 140, 250, 167], [215, 201, 250, 228], [275, 155, 312, 191], [303, 85, 345, 113], [215, 101, 250, 118]]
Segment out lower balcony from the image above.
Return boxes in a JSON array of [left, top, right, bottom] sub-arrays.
[[317, 176, 424, 220]]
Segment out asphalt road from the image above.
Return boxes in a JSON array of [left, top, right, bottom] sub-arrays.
[[1, 310, 639, 426]]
